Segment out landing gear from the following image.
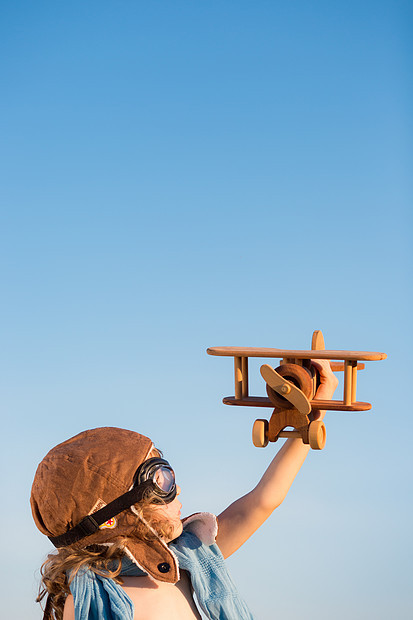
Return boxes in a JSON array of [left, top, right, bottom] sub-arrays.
[[308, 420, 326, 450], [252, 419, 269, 448]]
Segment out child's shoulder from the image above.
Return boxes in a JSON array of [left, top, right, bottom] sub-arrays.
[[181, 512, 218, 545]]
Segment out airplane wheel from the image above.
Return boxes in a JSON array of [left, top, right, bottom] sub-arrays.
[[266, 364, 313, 409], [308, 420, 326, 450], [252, 419, 269, 448]]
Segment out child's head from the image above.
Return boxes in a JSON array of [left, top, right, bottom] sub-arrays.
[[31, 427, 182, 583]]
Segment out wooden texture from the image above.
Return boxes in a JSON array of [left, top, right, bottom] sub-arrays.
[[308, 420, 327, 450], [351, 361, 358, 401], [330, 361, 365, 371], [207, 346, 386, 361], [241, 357, 249, 398], [268, 408, 310, 444], [261, 364, 312, 414], [341, 359, 358, 402], [234, 357, 242, 399], [222, 396, 372, 411], [278, 430, 302, 439], [311, 330, 325, 350], [252, 419, 269, 447]]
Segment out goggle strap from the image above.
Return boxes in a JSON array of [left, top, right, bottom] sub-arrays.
[[48, 486, 144, 548]]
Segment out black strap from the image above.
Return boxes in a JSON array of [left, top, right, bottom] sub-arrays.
[[48, 487, 144, 547]]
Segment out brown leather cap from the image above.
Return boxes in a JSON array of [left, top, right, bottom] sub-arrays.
[[30, 427, 179, 583]]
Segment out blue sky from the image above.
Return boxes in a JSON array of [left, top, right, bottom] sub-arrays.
[[1, 1, 412, 618]]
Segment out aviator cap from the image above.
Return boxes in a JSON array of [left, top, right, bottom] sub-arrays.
[[30, 427, 179, 583]]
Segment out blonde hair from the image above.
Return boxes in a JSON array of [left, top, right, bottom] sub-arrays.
[[37, 540, 126, 620], [37, 449, 177, 620]]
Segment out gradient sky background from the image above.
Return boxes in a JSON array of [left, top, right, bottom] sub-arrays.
[[1, 1, 412, 618]]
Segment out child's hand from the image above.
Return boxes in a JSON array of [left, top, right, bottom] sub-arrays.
[[310, 359, 339, 421]]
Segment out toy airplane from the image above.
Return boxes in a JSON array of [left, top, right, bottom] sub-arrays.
[[207, 330, 386, 450]]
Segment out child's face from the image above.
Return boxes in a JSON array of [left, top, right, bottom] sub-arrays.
[[150, 486, 183, 542], [145, 447, 183, 541]]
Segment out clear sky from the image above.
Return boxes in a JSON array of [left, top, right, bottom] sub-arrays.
[[1, 1, 412, 618]]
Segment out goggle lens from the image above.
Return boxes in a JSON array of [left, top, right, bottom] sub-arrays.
[[154, 466, 175, 493]]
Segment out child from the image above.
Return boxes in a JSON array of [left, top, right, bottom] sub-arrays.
[[31, 359, 338, 619]]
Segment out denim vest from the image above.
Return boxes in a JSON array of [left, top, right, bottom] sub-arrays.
[[69, 528, 255, 619]]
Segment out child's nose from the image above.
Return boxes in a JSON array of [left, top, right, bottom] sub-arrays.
[[176, 485, 181, 496]]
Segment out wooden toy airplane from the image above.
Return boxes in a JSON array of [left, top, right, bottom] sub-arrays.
[[207, 330, 386, 450]]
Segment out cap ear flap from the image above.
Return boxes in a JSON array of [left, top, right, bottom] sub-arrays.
[[123, 537, 179, 583]]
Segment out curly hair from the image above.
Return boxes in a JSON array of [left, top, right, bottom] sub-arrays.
[[37, 539, 126, 620], [37, 446, 178, 620]]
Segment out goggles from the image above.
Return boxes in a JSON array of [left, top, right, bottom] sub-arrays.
[[133, 457, 177, 504]]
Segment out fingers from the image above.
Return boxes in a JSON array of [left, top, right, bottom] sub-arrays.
[[311, 358, 333, 375], [311, 359, 338, 384], [311, 358, 339, 400]]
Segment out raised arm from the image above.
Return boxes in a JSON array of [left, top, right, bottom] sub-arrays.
[[216, 359, 338, 559]]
